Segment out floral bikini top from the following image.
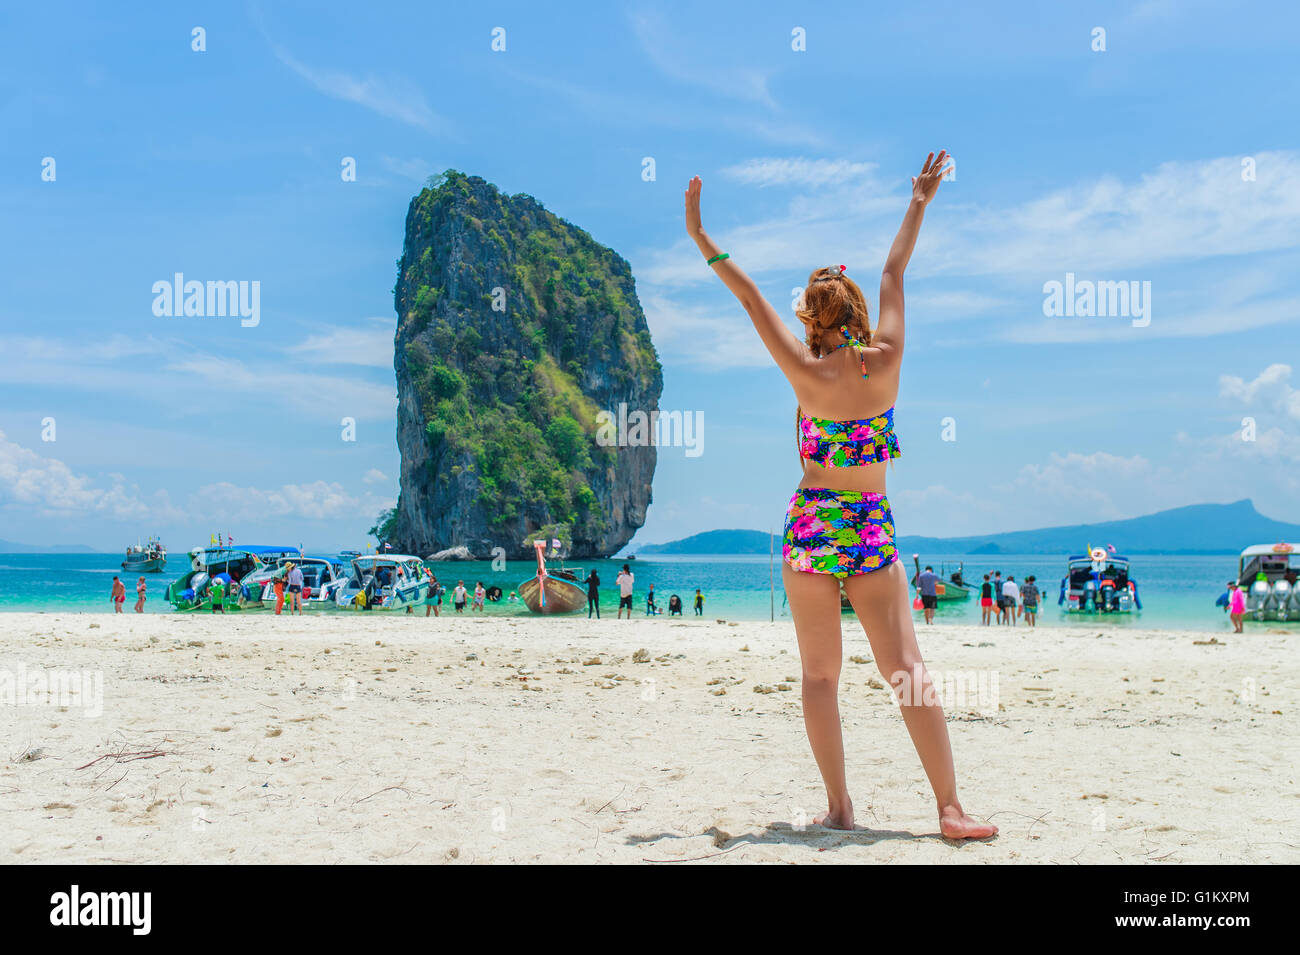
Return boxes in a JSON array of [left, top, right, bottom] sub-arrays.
[[797, 329, 900, 468]]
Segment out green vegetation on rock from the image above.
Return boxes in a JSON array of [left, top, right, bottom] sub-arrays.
[[390, 170, 662, 557]]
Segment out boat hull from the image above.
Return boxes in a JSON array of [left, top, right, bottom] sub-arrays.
[[123, 557, 166, 573], [519, 575, 587, 614]]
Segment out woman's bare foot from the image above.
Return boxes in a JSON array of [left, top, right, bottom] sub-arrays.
[[814, 802, 854, 830], [939, 804, 997, 840]]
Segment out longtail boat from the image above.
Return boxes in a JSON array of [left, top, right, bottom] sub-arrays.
[[519, 539, 586, 614]]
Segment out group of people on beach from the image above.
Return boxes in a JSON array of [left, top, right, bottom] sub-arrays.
[[913, 565, 1041, 627], [402, 570, 516, 616], [581, 565, 705, 619], [976, 571, 1040, 626]]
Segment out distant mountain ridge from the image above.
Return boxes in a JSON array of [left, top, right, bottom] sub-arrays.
[[0, 540, 100, 553], [636, 500, 1300, 556], [637, 529, 772, 555]]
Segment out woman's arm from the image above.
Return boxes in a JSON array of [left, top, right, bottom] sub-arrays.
[[874, 150, 950, 357], [684, 176, 812, 380]]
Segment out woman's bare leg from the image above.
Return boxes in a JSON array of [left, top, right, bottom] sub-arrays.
[[782, 563, 854, 829], [842, 560, 997, 840]]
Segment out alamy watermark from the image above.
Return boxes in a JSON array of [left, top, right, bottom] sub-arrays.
[[1, 663, 103, 717], [888, 665, 999, 717], [1042, 272, 1151, 327], [595, 404, 703, 457], [152, 273, 260, 327]]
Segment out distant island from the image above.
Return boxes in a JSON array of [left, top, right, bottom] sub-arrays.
[[0, 540, 100, 554], [634, 500, 1300, 556]]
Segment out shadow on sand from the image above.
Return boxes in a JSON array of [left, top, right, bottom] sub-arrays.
[[628, 821, 969, 860]]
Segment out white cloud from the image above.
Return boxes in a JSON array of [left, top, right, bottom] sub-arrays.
[[1012, 451, 1163, 523], [1219, 364, 1300, 420], [639, 151, 1300, 345], [1005, 294, 1300, 344], [929, 151, 1300, 278], [721, 158, 876, 189], [287, 317, 395, 368], [0, 430, 177, 521], [167, 355, 396, 421], [640, 294, 776, 370], [194, 480, 359, 521], [0, 333, 166, 363], [270, 43, 451, 135], [362, 468, 388, 485]]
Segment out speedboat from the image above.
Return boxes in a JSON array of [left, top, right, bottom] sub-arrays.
[[165, 545, 299, 610], [1233, 542, 1300, 621], [237, 555, 348, 610], [1058, 546, 1141, 614], [335, 555, 428, 610]]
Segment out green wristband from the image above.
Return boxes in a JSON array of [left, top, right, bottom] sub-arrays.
[[706, 252, 729, 265]]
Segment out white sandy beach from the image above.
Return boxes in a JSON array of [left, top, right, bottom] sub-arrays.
[[1, 611, 1295, 864]]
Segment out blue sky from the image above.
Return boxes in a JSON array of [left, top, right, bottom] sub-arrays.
[[1, 0, 1298, 552]]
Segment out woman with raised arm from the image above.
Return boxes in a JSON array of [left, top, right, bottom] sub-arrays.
[[684, 151, 996, 839]]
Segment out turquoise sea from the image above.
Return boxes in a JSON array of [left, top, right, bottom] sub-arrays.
[[0, 552, 1267, 632]]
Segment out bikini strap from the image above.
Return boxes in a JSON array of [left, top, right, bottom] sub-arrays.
[[833, 324, 869, 379]]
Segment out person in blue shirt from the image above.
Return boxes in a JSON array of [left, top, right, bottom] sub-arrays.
[[916, 565, 940, 624]]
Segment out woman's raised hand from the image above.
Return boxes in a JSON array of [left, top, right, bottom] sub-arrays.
[[911, 150, 951, 205], [684, 176, 704, 237]]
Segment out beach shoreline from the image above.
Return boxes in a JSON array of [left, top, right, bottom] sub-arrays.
[[1, 612, 1294, 864]]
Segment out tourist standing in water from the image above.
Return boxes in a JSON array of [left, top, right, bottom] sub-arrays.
[[1021, 576, 1040, 627], [111, 576, 126, 613], [134, 576, 147, 613], [916, 565, 939, 625], [684, 152, 995, 838], [425, 570, 441, 617], [584, 568, 601, 618], [1002, 576, 1020, 626]]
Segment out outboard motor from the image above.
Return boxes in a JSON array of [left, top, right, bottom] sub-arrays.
[[1273, 578, 1294, 620], [1081, 578, 1098, 612], [1098, 579, 1116, 612], [1248, 576, 1272, 618], [1286, 584, 1300, 620]]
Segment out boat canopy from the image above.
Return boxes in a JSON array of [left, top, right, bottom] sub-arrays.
[[1067, 554, 1129, 564], [1239, 543, 1295, 558], [191, 545, 299, 556]]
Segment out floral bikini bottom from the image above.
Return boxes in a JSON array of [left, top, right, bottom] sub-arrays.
[[783, 487, 899, 577]]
